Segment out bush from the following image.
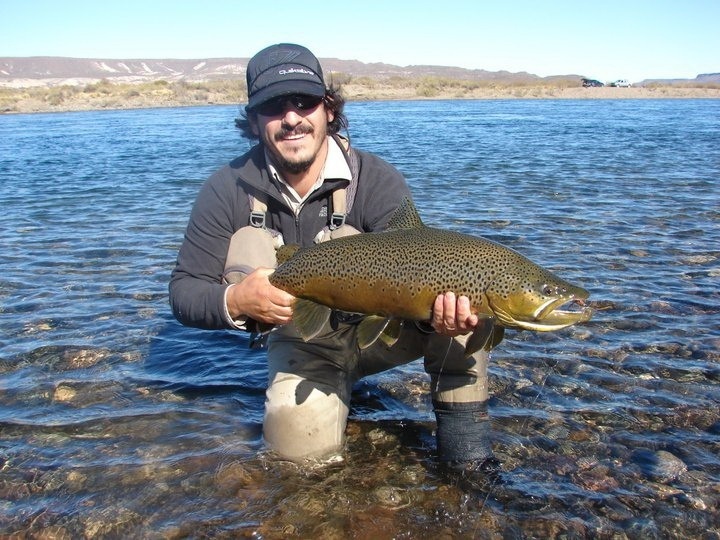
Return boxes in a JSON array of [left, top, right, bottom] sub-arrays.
[[327, 72, 353, 86]]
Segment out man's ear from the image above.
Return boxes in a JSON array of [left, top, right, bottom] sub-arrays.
[[324, 97, 335, 124]]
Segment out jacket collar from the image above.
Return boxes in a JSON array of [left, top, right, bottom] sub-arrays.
[[232, 137, 351, 205]]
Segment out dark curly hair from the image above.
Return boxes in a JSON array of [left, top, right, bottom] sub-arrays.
[[235, 86, 348, 140]]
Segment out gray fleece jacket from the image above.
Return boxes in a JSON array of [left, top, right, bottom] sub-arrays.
[[169, 137, 411, 330]]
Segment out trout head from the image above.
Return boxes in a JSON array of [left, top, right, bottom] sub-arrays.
[[485, 264, 592, 332]]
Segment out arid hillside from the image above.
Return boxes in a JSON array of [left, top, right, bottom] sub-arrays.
[[1, 57, 718, 114]]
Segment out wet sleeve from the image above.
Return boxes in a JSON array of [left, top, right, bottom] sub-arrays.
[[169, 168, 242, 330]]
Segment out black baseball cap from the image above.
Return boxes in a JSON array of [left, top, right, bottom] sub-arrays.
[[245, 43, 326, 111]]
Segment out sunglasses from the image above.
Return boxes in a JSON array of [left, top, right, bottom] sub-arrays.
[[254, 94, 324, 116]]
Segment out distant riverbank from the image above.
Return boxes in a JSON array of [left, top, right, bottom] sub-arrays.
[[1, 77, 719, 114]]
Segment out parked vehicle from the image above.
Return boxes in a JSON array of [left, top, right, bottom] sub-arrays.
[[582, 78, 604, 87], [610, 79, 632, 87]]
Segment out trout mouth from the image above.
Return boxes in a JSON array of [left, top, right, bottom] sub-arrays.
[[530, 296, 593, 330], [489, 292, 593, 331]]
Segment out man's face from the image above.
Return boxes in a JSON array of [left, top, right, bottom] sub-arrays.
[[252, 94, 334, 175]]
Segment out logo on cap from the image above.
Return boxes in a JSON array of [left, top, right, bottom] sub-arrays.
[[279, 67, 315, 76]]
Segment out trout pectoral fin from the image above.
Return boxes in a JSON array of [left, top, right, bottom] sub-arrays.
[[379, 319, 403, 348], [357, 316, 391, 349], [293, 299, 332, 342], [464, 316, 504, 357]]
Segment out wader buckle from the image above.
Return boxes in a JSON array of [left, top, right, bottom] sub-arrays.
[[249, 211, 266, 228], [329, 212, 346, 230]]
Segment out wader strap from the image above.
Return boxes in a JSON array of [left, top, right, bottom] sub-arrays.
[[250, 196, 267, 228], [329, 188, 347, 230], [325, 134, 358, 230], [334, 134, 359, 218], [344, 146, 359, 216]]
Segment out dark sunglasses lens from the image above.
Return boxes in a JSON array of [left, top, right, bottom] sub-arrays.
[[255, 99, 282, 116], [256, 94, 323, 116], [292, 95, 323, 110]]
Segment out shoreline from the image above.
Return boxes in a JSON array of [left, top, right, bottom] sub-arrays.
[[2, 81, 719, 115]]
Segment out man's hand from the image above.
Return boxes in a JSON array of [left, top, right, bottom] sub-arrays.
[[227, 267, 294, 325], [431, 292, 479, 337]]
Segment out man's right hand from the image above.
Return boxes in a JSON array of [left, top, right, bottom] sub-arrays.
[[226, 267, 294, 325]]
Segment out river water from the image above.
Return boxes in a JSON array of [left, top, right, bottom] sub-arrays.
[[1, 99, 718, 538]]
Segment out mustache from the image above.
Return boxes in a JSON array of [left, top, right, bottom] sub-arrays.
[[274, 124, 313, 141]]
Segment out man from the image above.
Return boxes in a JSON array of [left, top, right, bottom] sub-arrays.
[[169, 43, 492, 473]]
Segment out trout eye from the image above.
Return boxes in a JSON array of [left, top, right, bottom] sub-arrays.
[[542, 285, 554, 296]]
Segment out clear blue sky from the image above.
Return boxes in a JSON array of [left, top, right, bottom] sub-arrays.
[[2, 0, 718, 83]]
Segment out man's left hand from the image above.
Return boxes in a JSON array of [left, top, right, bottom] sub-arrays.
[[431, 292, 479, 337]]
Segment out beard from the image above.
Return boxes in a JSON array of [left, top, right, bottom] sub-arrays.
[[273, 152, 314, 175], [267, 123, 322, 175]]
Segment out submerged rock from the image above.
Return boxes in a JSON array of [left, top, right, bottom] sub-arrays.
[[631, 449, 687, 482]]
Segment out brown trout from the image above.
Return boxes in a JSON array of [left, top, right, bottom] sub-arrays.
[[270, 198, 592, 356]]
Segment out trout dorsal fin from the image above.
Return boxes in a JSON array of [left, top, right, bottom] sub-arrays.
[[386, 198, 424, 230]]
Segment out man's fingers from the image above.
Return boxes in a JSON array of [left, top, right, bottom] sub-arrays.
[[456, 295, 475, 330], [443, 291, 457, 329], [254, 267, 294, 308], [430, 292, 478, 336], [233, 267, 296, 324]]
